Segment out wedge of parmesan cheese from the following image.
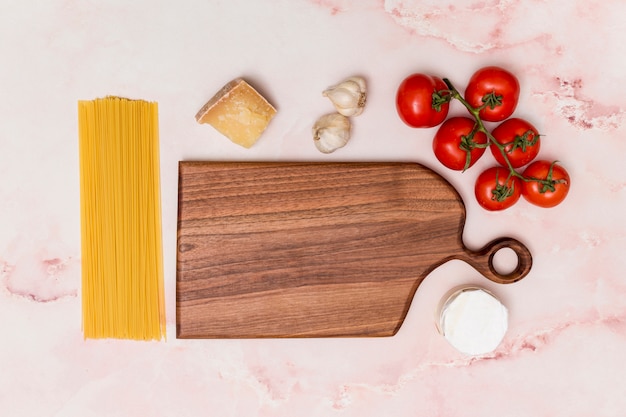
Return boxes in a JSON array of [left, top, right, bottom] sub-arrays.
[[195, 78, 277, 148]]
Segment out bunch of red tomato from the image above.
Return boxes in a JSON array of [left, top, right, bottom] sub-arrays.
[[396, 66, 570, 211]]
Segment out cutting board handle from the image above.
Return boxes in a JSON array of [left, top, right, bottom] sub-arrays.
[[460, 237, 533, 284]]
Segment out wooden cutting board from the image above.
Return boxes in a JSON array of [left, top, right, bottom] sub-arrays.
[[176, 161, 532, 338]]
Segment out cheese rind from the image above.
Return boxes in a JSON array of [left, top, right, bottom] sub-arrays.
[[195, 78, 277, 148], [438, 287, 508, 356]]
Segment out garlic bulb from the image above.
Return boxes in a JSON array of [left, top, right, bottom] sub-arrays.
[[312, 113, 351, 154], [322, 76, 367, 117]]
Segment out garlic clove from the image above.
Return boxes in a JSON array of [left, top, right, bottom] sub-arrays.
[[322, 76, 367, 117], [312, 113, 351, 154]]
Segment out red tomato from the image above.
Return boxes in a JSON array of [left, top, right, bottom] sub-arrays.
[[475, 166, 522, 211], [464, 66, 520, 122], [490, 118, 540, 168], [396, 73, 450, 128], [432, 117, 488, 171], [521, 161, 571, 208]]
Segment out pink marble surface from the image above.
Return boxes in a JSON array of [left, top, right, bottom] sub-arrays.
[[1, 0, 625, 415]]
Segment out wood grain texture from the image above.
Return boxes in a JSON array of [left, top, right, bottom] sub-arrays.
[[176, 162, 532, 338]]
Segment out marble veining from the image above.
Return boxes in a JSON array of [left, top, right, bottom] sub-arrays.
[[1, 0, 625, 415]]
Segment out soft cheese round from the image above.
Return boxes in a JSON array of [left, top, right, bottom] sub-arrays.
[[438, 287, 508, 356]]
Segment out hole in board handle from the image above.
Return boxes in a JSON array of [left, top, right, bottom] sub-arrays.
[[491, 247, 519, 276]]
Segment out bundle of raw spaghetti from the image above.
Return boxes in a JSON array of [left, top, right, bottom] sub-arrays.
[[78, 96, 166, 340]]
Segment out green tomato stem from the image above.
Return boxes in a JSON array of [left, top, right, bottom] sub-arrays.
[[441, 78, 555, 191]]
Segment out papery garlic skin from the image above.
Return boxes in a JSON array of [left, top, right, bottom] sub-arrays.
[[312, 113, 351, 154], [322, 76, 367, 117]]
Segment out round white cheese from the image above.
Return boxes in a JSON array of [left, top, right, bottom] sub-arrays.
[[438, 287, 508, 356]]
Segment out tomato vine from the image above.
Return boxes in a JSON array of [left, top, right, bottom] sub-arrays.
[[439, 77, 568, 207], [396, 66, 571, 210]]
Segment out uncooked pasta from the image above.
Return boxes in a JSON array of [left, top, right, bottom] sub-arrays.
[[78, 96, 166, 340]]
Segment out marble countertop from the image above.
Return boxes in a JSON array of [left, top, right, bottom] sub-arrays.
[[1, 0, 625, 415]]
